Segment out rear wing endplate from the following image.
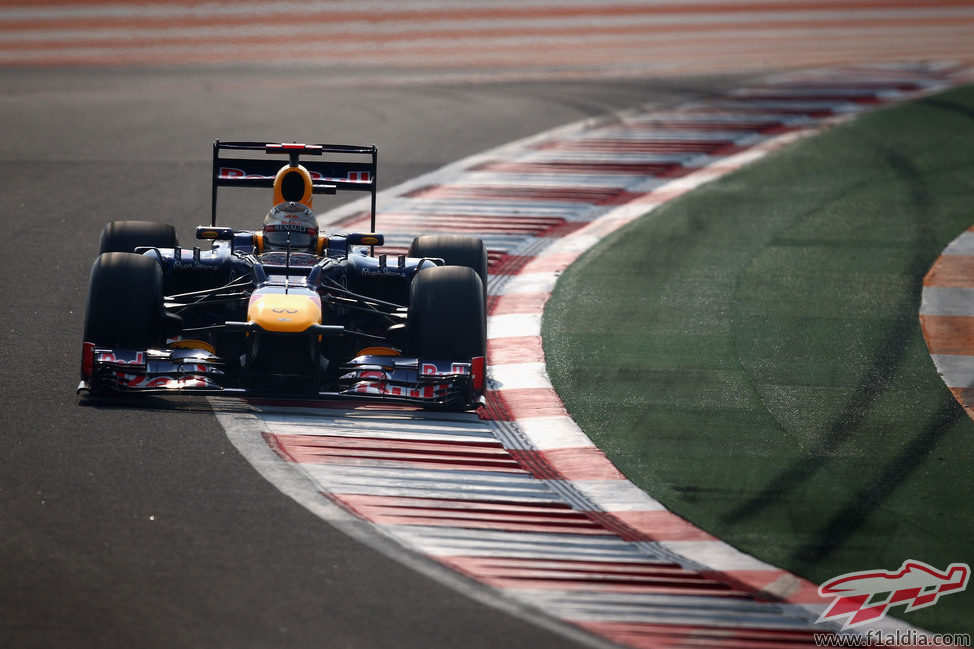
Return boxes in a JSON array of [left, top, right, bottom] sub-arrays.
[[211, 140, 377, 230]]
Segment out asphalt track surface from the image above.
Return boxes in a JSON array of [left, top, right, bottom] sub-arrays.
[[0, 66, 749, 649]]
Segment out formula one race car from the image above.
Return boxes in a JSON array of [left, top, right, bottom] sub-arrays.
[[79, 141, 487, 410]]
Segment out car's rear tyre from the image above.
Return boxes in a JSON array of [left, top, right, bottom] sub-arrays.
[[99, 220, 178, 254], [84, 252, 164, 349], [408, 234, 488, 296], [408, 265, 486, 360]]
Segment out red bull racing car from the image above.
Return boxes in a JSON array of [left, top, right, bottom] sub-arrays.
[[79, 141, 487, 410]]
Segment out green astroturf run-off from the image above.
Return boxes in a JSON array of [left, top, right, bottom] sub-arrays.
[[543, 85, 974, 634]]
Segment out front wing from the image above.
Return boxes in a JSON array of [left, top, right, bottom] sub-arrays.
[[79, 345, 485, 409]]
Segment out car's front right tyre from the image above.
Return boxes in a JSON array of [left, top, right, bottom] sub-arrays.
[[83, 252, 164, 350]]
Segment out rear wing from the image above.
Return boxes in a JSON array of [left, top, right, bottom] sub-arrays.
[[211, 140, 378, 230]]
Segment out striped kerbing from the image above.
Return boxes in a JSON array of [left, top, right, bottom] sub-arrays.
[[224, 64, 971, 649], [1, 0, 972, 75], [920, 225, 974, 420]]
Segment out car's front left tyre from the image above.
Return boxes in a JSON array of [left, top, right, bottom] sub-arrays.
[[408, 265, 486, 360], [408, 265, 486, 410]]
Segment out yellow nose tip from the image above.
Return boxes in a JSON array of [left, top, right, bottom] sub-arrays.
[[248, 293, 321, 333]]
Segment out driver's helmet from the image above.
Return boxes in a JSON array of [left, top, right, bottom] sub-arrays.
[[262, 201, 319, 251]]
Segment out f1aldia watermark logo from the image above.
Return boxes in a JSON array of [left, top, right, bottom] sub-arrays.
[[817, 560, 969, 629]]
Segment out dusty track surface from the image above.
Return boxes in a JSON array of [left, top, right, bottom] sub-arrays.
[[5, 3, 970, 645], [0, 66, 745, 649]]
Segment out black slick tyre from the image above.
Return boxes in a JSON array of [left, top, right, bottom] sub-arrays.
[[408, 266, 486, 360], [99, 220, 178, 254], [408, 234, 488, 296], [83, 252, 164, 349]]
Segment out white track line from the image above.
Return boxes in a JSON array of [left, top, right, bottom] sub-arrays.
[[214, 63, 968, 647]]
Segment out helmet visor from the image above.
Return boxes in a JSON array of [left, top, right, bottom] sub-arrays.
[[264, 224, 317, 250]]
